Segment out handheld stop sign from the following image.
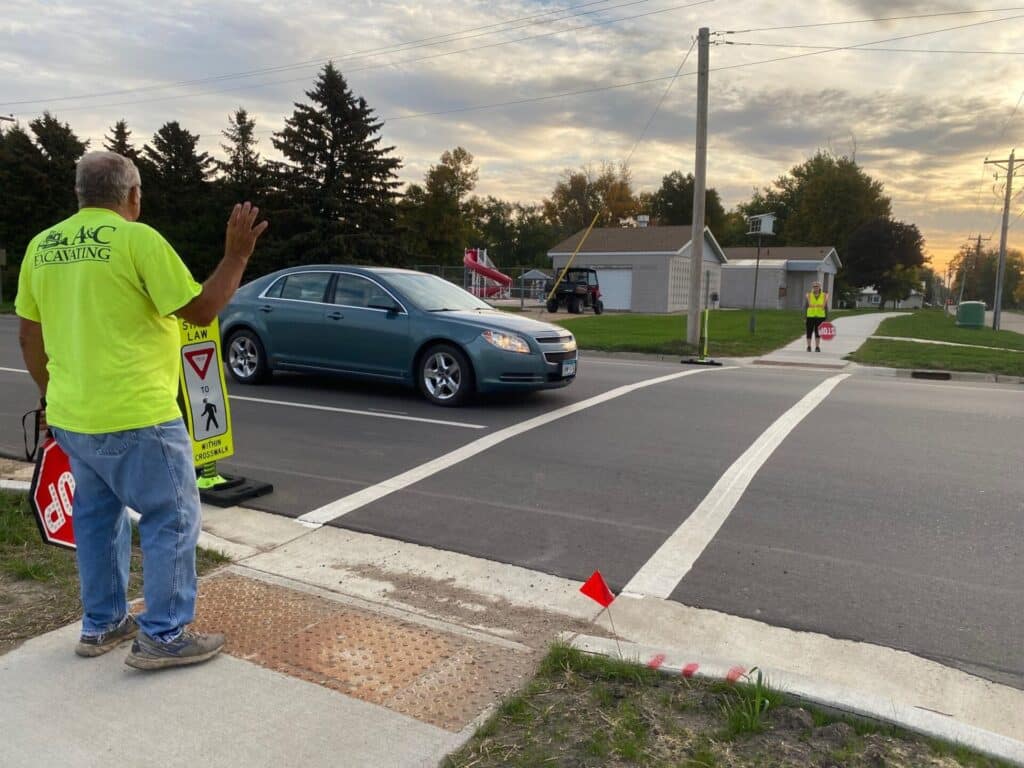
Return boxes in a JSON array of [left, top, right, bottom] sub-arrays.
[[30, 438, 76, 549], [818, 321, 836, 341]]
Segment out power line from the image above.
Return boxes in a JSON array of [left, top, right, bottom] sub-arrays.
[[711, 13, 1024, 73], [721, 7, 1024, 34], [337, 13, 1024, 126], [723, 42, 1024, 55], [10, 0, 715, 116], [0, 0, 646, 109], [623, 37, 697, 166]]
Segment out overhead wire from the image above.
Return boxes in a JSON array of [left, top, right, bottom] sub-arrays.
[[721, 7, 1024, 34], [339, 11, 1024, 125], [0, 0, 629, 107], [9, 0, 716, 116], [721, 42, 1024, 55]]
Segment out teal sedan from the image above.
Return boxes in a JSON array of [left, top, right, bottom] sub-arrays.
[[219, 266, 578, 406]]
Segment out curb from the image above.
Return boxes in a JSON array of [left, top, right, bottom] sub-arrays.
[[564, 634, 1024, 767]]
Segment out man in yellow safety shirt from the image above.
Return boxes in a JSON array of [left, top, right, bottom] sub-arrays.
[[16, 150, 267, 670], [804, 281, 828, 352]]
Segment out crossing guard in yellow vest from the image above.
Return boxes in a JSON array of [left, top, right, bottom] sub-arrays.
[[805, 281, 828, 352]]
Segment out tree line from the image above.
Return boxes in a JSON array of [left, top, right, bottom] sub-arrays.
[[1, 61, 964, 308]]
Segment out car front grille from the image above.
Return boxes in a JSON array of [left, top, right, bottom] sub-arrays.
[[543, 351, 576, 364], [500, 373, 544, 383]]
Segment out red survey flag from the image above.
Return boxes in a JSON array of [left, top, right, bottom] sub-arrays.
[[580, 570, 616, 608]]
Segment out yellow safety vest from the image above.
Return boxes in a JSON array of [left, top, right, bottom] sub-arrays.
[[807, 291, 827, 318]]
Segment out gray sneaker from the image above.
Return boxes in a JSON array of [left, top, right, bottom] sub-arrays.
[[125, 630, 225, 670], [76, 615, 139, 658]]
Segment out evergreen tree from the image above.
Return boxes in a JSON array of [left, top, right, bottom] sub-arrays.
[[218, 108, 263, 197], [140, 122, 218, 275], [29, 112, 88, 217], [271, 63, 401, 264], [103, 119, 139, 160], [0, 125, 52, 296]]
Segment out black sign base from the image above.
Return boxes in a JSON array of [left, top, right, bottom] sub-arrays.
[[199, 475, 274, 508]]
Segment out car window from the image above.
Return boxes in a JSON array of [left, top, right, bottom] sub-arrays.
[[278, 273, 331, 303], [382, 273, 491, 312], [263, 277, 285, 298], [333, 274, 396, 309]]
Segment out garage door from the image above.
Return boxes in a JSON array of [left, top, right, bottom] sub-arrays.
[[596, 268, 632, 310]]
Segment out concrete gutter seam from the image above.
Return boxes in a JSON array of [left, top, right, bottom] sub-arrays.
[[565, 634, 1024, 767], [0, 479, 31, 492]]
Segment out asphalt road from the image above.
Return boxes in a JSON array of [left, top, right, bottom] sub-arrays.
[[0, 314, 1021, 689]]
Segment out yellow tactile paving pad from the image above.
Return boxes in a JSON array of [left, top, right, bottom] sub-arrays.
[[191, 572, 533, 731]]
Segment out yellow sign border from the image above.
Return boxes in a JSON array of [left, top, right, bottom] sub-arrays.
[[179, 317, 235, 466]]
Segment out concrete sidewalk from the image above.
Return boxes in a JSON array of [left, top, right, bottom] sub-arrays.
[[755, 312, 901, 369], [3, 460, 1024, 766]]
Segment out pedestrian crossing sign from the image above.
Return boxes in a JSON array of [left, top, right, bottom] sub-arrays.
[[179, 318, 234, 466]]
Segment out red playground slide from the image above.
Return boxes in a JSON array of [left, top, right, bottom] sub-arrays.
[[463, 248, 513, 297]]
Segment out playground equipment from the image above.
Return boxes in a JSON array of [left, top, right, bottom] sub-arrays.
[[464, 248, 512, 298]]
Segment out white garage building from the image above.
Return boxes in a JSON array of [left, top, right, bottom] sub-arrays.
[[547, 225, 728, 313], [719, 246, 841, 311]]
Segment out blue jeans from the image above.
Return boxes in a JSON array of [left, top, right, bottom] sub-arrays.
[[51, 419, 201, 642]]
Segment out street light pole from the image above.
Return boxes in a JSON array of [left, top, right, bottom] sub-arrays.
[[749, 231, 762, 334], [686, 27, 710, 347]]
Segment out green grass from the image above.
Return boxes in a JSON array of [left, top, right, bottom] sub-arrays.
[[871, 310, 1024, 350], [1, 490, 231, 653], [849, 339, 1024, 376], [556, 310, 809, 357], [719, 667, 784, 737], [0, 300, 13, 314], [444, 643, 1012, 768]]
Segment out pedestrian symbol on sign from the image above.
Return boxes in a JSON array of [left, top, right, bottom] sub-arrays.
[[202, 399, 219, 430]]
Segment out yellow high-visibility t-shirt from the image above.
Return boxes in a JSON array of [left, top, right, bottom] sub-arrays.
[[15, 208, 202, 434]]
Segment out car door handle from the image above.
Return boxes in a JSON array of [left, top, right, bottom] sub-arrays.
[[258, 305, 273, 313], [326, 311, 344, 320]]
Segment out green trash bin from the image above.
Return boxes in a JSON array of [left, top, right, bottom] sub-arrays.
[[956, 300, 986, 328]]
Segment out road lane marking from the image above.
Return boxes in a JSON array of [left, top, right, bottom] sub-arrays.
[[210, 395, 488, 430], [297, 366, 729, 526], [623, 373, 850, 600], [0, 366, 484, 428]]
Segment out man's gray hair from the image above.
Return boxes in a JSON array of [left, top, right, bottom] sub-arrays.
[[75, 151, 141, 208]]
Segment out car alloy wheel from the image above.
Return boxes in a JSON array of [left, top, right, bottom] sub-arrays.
[[423, 351, 462, 402], [227, 330, 269, 384], [418, 343, 474, 406]]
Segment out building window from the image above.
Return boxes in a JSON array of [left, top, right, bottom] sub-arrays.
[[870, 295, 880, 305]]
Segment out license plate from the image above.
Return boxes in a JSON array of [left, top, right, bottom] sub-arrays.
[[562, 360, 577, 377]]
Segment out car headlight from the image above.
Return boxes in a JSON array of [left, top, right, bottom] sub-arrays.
[[482, 330, 531, 354]]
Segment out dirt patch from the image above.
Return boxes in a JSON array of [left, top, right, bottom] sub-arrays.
[[443, 646, 1011, 768], [341, 562, 609, 650]]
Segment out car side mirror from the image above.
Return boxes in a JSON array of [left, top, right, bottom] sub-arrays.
[[369, 300, 401, 314]]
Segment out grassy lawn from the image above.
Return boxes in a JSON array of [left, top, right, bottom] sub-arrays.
[[0, 300, 13, 314], [556, 310, 806, 357], [871, 310, 1024, 350], [0, 490, 230, 654], [445, 645, 1009, 768], [849, 339, 1024, 376]]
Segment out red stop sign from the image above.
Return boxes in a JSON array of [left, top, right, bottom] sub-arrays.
[[30, 438, 76, 549], [819, 321, 836, 341]]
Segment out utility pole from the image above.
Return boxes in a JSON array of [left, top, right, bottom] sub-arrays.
[[985, 150, 1015, 330], [958, 234, 988, 307], [687, 27, 710, 347]]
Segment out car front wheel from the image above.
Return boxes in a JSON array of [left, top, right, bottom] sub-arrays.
[[227, 329, 270, 384], [418, 344, 473, 407]]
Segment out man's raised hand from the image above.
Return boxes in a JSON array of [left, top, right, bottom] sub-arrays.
[[224, 202, 269, 264]]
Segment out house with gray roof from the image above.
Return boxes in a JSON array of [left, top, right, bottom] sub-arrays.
[[719, 246, 841, 311], [547, 225, 727, 312]]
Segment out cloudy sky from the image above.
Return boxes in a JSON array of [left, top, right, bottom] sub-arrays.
[[3, 0, 1023, 269]]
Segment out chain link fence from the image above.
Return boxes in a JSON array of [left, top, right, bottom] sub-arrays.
[[412, 264, 553, 309]]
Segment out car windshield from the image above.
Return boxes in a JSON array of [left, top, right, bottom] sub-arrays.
[[384, 273, 492, 312]]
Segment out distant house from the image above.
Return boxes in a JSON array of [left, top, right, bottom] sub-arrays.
[[547, 225, 727, 312], [855, 286, 924, 309], [719, 246, 841, 311]]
